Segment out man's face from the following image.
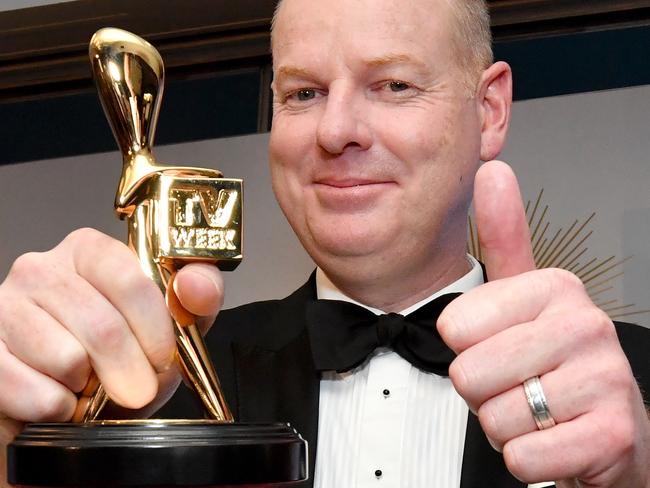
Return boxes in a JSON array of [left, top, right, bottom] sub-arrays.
[[269, 0, 484, 289]]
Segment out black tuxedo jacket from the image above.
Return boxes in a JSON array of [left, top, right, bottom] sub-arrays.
[[159, 276, 650, 488]]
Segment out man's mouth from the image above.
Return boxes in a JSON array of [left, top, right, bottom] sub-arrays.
[[311, 177, 397, 210], [314, 178, 392, 188]]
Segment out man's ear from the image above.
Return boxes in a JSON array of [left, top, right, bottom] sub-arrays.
[[476, 61, 513, 161]]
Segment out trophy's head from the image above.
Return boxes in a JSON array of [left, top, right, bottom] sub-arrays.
[[89, 28, 165, 213]]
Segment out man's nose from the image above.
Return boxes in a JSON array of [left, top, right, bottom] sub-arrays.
[[316, 87, 372, 155]]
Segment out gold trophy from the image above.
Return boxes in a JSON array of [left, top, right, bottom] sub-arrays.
[[7, 28, 306, 487], [75, 27, 241, 423]]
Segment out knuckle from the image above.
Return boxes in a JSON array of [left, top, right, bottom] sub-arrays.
[[7, 252, 48, 285], [66, 228, 133, 272], [58, 343, 91, 391], [548, 305, 614, 346], [436, 310, 451, 336], [437, 307, 463, 349], [577, 307, 616, 344], [502, 442, 528, 482], [535, 268, 586, 302], [103, 235, 136, 262], [529, 267, 554, 291], [598, 358, 636, 393], [477, 402, 502, 442], [448, 355, 475, 400], [615, 422, 636, 459], [112, 259, 152, 296], [86, 313, 129, 354], [602, 414, 636, 461], [33, 389, 74, 421], [64, 227, 105, 247], [585, 303, 612, 325], [0, 297, 17, 332], [436, 313, 452, 342], [549, 267, 584, 291]]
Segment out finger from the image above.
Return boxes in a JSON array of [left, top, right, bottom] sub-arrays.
[[30, 269, 158, 409], [449, 316, 567, 408], [0, 340, 76, 422], [438, 268, 592, 352], [477, 364, 607, 449], [0, 297, 90, 392], [448, 305, 613, 407], [474, 160, 535, 280], [65, 229, 176, 374], [173, 263, 224, 334], [503, 420, 586, 483], [503, 411, 627, 484]]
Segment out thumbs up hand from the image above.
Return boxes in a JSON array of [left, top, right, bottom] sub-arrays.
[[438, 161, 650, 487]]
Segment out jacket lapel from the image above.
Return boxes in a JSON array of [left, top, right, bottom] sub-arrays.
[[231, 277, 320, 488], [233, 331, 319, 485]]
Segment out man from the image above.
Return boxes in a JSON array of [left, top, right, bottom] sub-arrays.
[[0, 0, 649, 487]]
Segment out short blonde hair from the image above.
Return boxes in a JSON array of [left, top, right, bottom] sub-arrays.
[[271, 0, 493, 88], [444, 0, 493, 87]]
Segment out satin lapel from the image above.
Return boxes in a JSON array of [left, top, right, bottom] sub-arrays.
[[231, 276, 320, 488], [460, 412, 526, 488]]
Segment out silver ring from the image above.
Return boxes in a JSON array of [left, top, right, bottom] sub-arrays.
[[523, 375, 556, 430]]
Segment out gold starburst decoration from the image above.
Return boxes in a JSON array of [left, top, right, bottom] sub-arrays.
[[467, 189, 649, 320]]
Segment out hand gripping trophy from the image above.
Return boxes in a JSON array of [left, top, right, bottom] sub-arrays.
[[7, 28, 306, 488]]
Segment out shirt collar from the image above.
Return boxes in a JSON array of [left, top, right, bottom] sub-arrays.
[[316, 255, 484, 316]]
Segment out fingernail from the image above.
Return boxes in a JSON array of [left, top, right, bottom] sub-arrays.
[[159, 351, 176, 373], [486, 435, 503, 453], [172, 273, 181, 298], [186, 267, 220, 292]]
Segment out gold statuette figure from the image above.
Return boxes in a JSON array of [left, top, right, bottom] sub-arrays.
[[76, 27, 242, 422]]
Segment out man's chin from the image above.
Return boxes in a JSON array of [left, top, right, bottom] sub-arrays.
[[292, 212, 402, 263], [306, 231, 391, 263]]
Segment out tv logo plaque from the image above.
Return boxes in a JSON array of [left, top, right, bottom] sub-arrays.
[[153, 176, 242, 266]]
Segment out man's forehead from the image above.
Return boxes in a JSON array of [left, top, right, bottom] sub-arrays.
[[272, 0, 456, 62], [273, 0, 454, 40]]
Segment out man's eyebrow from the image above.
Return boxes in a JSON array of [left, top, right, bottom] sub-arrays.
[[275, 65, 315, 81], [364, 53, 427, 69], [274, 55, 430, 83]]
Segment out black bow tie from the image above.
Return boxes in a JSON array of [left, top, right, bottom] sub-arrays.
[[306, 293, 461, 375]]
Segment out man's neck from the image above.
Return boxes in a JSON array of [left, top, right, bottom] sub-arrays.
[[317, 254, 477, 313]]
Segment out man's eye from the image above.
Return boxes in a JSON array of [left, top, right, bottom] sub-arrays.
[[294, 89, 316, 101], [388, 81, 410, 92]]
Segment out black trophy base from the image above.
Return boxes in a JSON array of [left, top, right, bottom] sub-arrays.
[[8, 420, 307, 487]]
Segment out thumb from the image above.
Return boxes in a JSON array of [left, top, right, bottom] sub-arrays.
[[170, 263, 224, 333], [474, 160, 535, 281]]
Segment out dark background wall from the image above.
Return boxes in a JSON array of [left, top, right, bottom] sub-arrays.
[[1, 0, 650, 165]]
